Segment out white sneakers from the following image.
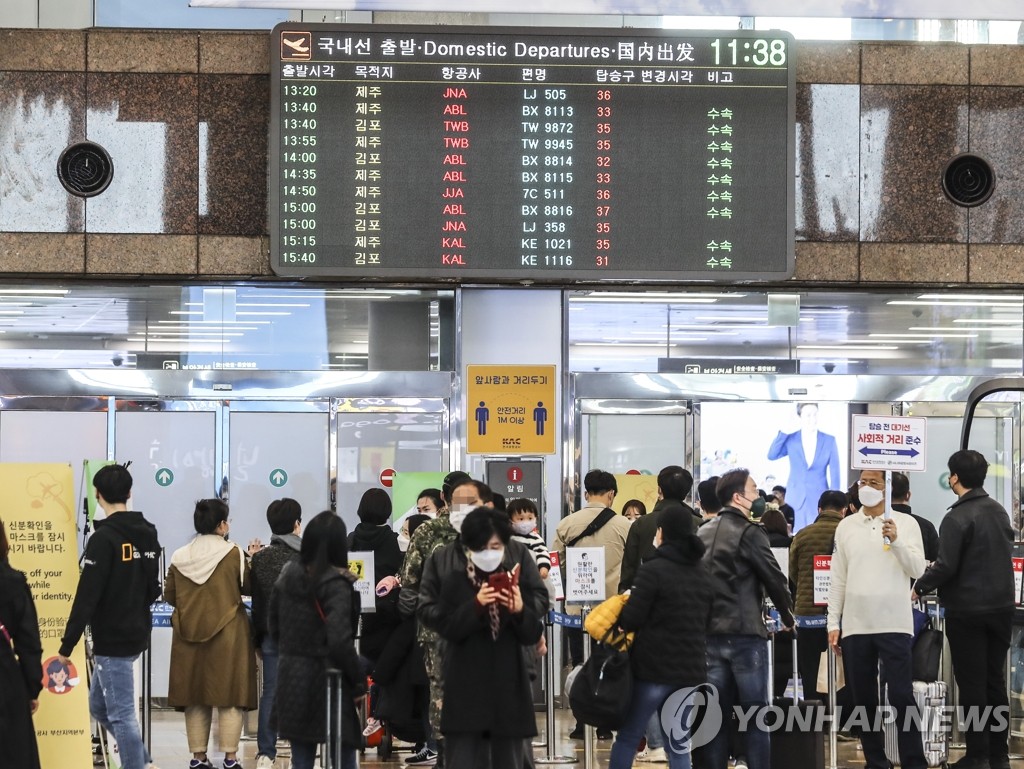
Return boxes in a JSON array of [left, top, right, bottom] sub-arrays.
[[636, 747, 669, 763], [254, 756, 275, 769]]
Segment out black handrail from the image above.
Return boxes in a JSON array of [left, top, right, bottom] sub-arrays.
[[961, 377, 1024, 450]]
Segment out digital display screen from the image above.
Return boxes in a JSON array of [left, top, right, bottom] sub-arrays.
[[269, 24, 795, 282]]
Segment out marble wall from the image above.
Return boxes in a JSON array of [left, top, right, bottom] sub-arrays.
[[1, 29, 1023, 285]]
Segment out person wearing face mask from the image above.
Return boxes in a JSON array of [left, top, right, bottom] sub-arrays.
[[697, 469, 795, 769], [913, 451, 1014, 769], [418, 488, 444, 518], [398, 472, 489, 767], [418, 507, 548, 769], [507, 498, 551, 580], [827, 469, 927, 769]]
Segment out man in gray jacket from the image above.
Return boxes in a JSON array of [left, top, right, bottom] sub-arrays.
[[698, 468, 794, 769], [914, 450, 1015, 769]]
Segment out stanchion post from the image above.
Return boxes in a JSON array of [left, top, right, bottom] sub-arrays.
[[827, 643, 837, 769], [141, 646, 152, 751], [535, 616, 577, 765], [581, 606, 594, 769]]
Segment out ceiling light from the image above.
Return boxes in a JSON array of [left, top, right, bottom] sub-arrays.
[[798, 345, 899, 351], [888, 300, 1023, 308], [917, 293, 1022, 301], [574, 296, 720, 304], [236, 311, 291, 316], [0, 289, 68, 295], [877, 331, 977, 338], [237, 303, 311, 308], [951, 319, 1022, 325]]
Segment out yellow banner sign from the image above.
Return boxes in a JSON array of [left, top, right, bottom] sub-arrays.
[[466, 365, 556, 455], [3, 463, 92, 769]]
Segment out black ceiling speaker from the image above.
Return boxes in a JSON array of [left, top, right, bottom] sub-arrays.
[[941, 153, 995, 208], [57, 142, 114, 198]]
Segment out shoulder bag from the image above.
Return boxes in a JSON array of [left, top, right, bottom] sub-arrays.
[[569, 626, 633, 730]]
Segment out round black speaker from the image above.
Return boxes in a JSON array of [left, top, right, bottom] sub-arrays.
[[57, 142, 114, 198], [941, 153, 995, 208]]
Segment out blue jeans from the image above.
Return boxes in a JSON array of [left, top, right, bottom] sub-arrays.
[[257, 637, 280, 758], [290, 739, 357, 769], [646, 711, 664, 750], [90, 654, 151, 769], [705, 635, 770, 769], [609, 679, 690, 769]]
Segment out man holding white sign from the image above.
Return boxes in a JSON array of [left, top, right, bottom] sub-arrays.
[[788, 490, 847, 703], [828, 469, 926, 769]]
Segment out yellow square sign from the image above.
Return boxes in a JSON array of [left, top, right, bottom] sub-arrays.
[[467, 365, 556, 454]]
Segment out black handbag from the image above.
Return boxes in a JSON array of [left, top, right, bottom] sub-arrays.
[[912, 620, 943, 682], [568, 628, 633, 730]]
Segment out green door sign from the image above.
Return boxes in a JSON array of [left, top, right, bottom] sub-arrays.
[[270, 469, 288, 487], [156, 468, 174, 487]]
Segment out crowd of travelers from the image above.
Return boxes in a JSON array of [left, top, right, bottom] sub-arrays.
[[0, 447, 1015, 769]]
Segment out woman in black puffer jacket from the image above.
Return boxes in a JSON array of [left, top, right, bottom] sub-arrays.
[[610, 506, 712, 769], [270, 511, 366, 769]]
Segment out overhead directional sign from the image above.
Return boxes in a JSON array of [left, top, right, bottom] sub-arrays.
[[851, 414, 927, 472], [270, 468, 289, 487], [155, 468, 174, 487]]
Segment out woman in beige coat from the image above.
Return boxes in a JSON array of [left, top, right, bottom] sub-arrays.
[[165, 499, 257, 769]]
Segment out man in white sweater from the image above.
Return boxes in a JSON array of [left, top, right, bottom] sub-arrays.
[[827, 469, 927, 769]]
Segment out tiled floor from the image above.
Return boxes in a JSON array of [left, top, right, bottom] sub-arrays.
[[139, 705, 983, 769]]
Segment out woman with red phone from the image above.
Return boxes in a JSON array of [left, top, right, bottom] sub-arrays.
[[418, 507, 548, 769]]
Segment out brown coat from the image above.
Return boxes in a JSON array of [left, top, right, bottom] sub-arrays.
[[164, 546, 257, 709]]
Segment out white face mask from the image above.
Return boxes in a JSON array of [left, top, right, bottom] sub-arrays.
[[858, 485, 885, 508], [448, 504, 473, 533], [512, 520, 536, 536], [470, 547, 504, 572], [397, 531, 411, 552]]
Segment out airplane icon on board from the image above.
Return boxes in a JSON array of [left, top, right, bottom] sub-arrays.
[[281, 32, 312, 60]]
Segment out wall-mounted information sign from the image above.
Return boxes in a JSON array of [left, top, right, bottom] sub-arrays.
[[270, 23, 795, 282]]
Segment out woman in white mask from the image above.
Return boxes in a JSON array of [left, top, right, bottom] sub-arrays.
[[417, 507, 550, 769]]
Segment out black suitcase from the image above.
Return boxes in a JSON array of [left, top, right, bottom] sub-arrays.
[[324, 667, 345, 769], [769, 635, 825, 769]]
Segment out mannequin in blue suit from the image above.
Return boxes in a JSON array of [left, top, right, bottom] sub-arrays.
[[767, 403, 840, 532]]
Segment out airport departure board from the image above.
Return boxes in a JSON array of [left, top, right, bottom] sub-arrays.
[[269, 24, 795, 282]]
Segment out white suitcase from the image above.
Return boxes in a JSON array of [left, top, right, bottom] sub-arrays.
[[883, 680, 948, 768]]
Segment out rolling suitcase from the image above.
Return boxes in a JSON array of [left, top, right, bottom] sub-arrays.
[[324, 667, 345, 769], [883, 680, 949, 768], [770, 634, 826, 769]]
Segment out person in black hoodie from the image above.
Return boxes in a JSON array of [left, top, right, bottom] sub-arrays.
[[609, 506, 712, 769], [0, 517, 43, 769], [347, 488, 403, 664], [58, 463, 161, 769], [347, 488, 403, 743]]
